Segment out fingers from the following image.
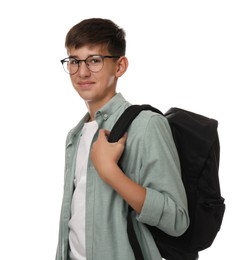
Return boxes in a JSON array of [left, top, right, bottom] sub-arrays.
[[98, 129, 127, 144]]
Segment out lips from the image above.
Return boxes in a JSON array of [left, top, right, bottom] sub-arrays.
[[77, 81, 95, 90]]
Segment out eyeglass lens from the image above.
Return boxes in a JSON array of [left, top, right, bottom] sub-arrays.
[[62, 56, 104, 74]]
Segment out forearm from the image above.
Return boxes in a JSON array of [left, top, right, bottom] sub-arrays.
[[97, 162, 146, 214]]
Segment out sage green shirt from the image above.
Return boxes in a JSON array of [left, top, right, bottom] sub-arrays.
[[56, 93, 189, 260]]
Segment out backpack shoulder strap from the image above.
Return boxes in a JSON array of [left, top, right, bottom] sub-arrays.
[[108, 104, 162, 260], [108, 104, 163, 143]]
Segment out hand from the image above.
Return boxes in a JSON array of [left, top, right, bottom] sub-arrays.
[[91, 129, 146, 213], [91, 129, 127, 181]]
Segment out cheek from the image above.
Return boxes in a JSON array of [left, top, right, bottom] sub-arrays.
[[106, 75, 116, 87], [69, 75, 78, 86], [69, 76, 79, 92], [99, 72, 116, 88]]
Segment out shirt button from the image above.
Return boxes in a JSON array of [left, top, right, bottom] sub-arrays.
[[103, 114, 108, 120]]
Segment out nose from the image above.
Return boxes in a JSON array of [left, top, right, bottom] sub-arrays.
[[77, 61, 91, 77]]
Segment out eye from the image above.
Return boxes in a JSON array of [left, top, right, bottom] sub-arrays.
[[69, 58, 79, 65], [87, 56, 102, 65]]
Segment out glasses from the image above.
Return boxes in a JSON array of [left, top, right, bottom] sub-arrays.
[[60, 55, 120, 75]]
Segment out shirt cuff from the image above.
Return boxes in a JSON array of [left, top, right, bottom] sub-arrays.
[[136, 187, 164, 226]]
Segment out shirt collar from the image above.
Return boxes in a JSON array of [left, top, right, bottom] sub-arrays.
[[66, 93, 127, 147], [95, 92, 127, 120]]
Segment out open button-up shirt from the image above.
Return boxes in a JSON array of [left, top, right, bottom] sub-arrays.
[[56, 93, 189, 260]]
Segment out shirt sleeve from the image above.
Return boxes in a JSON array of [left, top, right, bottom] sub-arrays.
[[136, 114, 189, 237]]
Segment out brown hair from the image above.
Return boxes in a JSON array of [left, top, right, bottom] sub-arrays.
[[65, 18, 126, 56]]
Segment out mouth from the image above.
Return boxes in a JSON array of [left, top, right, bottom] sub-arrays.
[[77, 81, 95, 90]]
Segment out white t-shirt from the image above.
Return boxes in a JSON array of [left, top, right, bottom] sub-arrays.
[[68, 120, 98, 260]]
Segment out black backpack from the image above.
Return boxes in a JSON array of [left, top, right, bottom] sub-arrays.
[[108, 105, 225, 260]]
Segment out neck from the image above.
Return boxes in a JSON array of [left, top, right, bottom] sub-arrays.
[[85, 92, 117, 121]]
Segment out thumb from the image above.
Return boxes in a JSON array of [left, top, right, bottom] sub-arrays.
[[98, 129, 110, 140]]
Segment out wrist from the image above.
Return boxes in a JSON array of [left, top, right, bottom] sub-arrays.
[[96, 161, 121, 183]]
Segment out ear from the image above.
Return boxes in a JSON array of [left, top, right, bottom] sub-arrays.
[[115, 56, 128, 77]]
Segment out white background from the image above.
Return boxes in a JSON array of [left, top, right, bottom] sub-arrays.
[[0, 0, 242, 259]]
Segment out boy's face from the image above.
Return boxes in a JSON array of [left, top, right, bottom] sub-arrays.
[[68, 45, 123, 108]]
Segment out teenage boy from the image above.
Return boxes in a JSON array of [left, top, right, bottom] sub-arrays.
[[56, 18, 189, 260]]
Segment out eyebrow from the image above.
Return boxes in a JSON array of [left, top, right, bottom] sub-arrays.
[[68, 55, 78, 59], [68, 54, 101, 59]]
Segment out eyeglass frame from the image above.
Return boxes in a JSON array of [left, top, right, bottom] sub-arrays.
[[60, 55, 121, 75]]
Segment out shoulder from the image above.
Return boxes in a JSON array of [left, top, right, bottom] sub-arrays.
[[127, 109, 176, 153], [129, 109, 170, 133]]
